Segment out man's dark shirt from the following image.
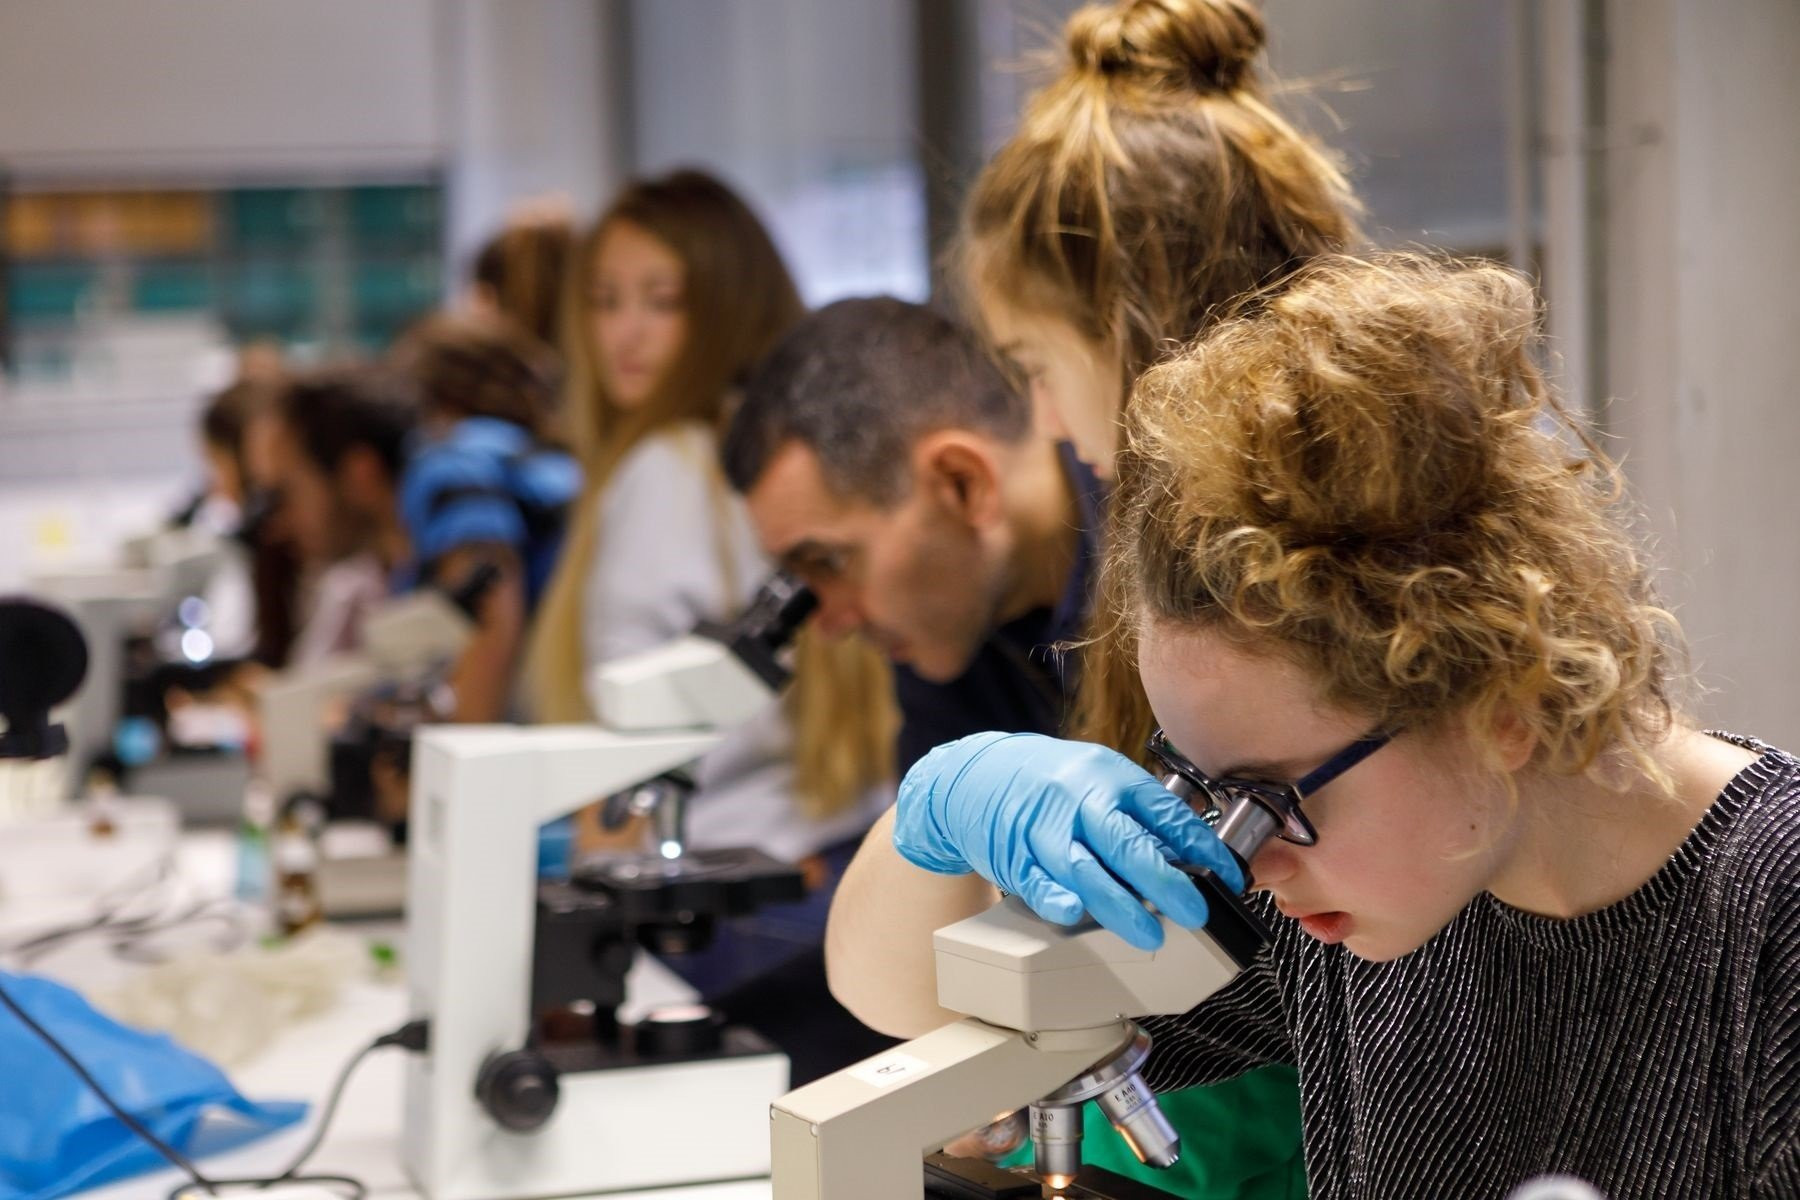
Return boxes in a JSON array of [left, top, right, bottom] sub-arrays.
[[891, 442, 1106, 774]]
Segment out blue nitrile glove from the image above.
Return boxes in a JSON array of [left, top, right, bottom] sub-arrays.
[[894, 732, 1245, 951]]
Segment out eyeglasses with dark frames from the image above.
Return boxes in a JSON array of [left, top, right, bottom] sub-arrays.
[[1146, 726, 1393, 850]]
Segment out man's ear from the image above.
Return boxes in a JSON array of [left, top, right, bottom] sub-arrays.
[[913, 432, 1004, 530]]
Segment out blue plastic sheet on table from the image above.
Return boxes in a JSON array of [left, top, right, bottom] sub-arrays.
[[0, 971, 305, 1200]]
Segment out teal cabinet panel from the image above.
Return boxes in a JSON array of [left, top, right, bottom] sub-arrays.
[[133, 260, 214, 311], [7, 262, 98, 320]]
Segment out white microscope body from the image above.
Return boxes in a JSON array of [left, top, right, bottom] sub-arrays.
[[257, 587, 474, 807], [30, 524, 225, 796], [772, 726, 1284, 1200], [402, 576, 815, 1200], [770, 888, 1263, 1200], [0, 598, 183, 908]]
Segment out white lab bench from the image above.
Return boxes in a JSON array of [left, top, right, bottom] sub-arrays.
[[0, 825, 773, 1200]]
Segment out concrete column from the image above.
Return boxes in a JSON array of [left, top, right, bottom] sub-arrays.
[[1591, 0, 1800, 743], [440, 0, 631, 283]]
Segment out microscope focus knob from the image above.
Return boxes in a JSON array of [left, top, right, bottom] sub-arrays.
[[475, 1049, 561, 1132]]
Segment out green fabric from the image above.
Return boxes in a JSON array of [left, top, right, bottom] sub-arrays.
[[999, 1064, 1306, 1200]]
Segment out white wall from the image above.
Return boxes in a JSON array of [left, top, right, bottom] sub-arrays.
[[1261, 0, 1513, 250], [627, 0, 928, 303], [1590, 0, 1800, 745], [440, 0, 628, 280], [631, 0, 914, 186], [0, 0, 445, 177]]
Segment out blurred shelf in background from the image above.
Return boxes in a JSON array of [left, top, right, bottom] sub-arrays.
[[2, 178, 444, 383]]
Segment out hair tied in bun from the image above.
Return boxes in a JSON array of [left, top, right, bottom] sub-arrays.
[[1064, 0, 1267, 94]]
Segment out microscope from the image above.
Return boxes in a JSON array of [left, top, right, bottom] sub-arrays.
[[0, 596, 181, 901], [771, 745, 1282, 1200], [29, 524, 227, 801], [0, 597, 90, 820], [402, 574, 818, 1200], [258, 571, 492, 817]]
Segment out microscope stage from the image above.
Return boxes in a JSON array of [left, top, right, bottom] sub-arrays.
[[924, 1153, 1187, 1200], [570, 845, 807, 919]]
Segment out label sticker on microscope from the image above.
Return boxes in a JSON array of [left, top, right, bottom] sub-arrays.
[[850, 1051, 930, 1089]]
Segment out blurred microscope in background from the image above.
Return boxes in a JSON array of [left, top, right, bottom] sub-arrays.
[[404, 572, 822, 1198], [29, 520, 251, 823]]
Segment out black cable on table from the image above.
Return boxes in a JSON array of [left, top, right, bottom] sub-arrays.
[[0, 973, 215, 1187], [0, 972, 424, 1200]]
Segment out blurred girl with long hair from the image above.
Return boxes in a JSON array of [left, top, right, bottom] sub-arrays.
[[524, 169, 895, 941]]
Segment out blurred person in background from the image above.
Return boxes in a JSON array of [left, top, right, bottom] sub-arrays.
[[267, 366, 418, 669], [188, 380, 253, 531], [234, 369, 308, 672], [182, 377, 279, 664], [523, 168, 897, 1080], [526, 168, 895, 868], [388, 310, 579, 725], [177, 342, 297, 670], [467, 197, 578, 355]]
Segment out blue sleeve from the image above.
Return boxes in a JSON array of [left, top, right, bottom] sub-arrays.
[[400, 442, 526, 569], [506, 448, 581, 513]]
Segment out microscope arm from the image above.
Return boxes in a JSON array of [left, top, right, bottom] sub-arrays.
[[772, 1017, 1131, 1200], [770, 884, 1265, 1200], [588, 634, 773, 731], [588, 571, 815, 732], [932, 891, 1253, 1033]]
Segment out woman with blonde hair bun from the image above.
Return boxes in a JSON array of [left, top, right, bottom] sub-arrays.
[[962, 0, 1359, 759], [524, 170, 897, 1076], [830, 0, 1356, 1191], [962, 0, 1356, 458], [892, 253, 1800, 1198]]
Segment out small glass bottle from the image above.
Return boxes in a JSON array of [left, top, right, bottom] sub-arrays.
[[235, 782, 275, 904], [84, 769, 120, 838], [272, 807, 322, 936]]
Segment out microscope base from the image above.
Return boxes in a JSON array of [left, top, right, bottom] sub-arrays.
[[403, 1047, 786, 1200]]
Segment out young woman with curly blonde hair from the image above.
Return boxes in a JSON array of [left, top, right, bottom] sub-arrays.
[[888, 254, 1800, 1198]]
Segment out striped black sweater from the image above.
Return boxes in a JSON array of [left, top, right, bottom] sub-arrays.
[[1141, 734, 1800, 1199]]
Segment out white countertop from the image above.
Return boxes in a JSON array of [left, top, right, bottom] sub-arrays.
[[0, 824, 773, 1200]]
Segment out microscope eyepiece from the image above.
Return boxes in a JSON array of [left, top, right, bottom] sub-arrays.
[[1211, 796, 1282, 866], [0, 597, 88, 761], [701, 571, 818, 692], [1147, 727, 1285, 868], [731, 571, 818, 646]]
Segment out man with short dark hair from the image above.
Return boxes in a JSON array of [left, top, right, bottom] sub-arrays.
[[273, 351, 567, 732], [723, 295, 1103, 773], [725, 297, 1308, 1198], [716, 296, 1101, 1101], [270, 366, 419, 663]]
